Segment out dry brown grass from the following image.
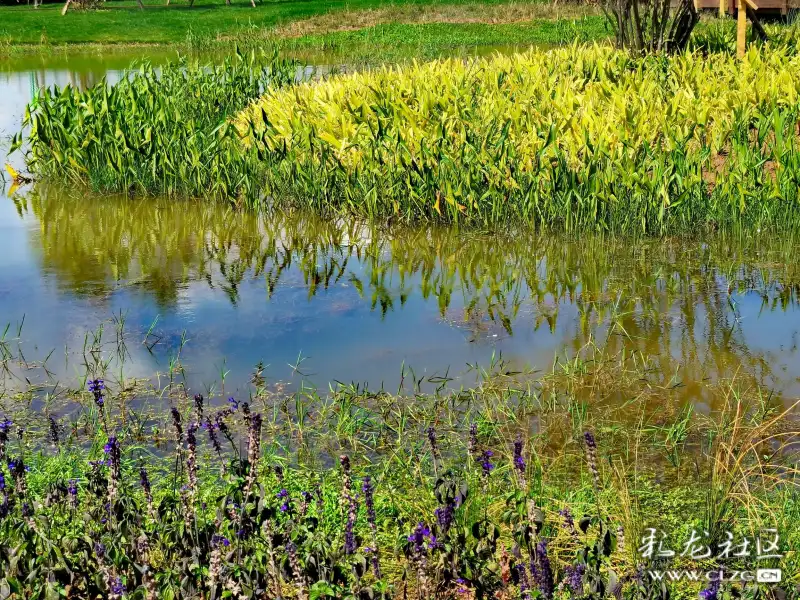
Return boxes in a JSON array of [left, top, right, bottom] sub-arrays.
[[273, 1, 600, 38]]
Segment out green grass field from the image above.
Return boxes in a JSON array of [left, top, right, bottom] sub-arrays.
[[280, 17, 608, 61], [0, 0, 585, 46]]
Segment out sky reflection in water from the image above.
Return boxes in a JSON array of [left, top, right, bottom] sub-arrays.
[[1, 58, 800, 411]]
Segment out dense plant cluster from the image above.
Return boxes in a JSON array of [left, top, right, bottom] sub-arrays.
[[18, 40, 800, 234], [0, 389, 627, 600], [0, 365, 798, 600], [238, 44, 800, 232], [13, 49, 295, 199]]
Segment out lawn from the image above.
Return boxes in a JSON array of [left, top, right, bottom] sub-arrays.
[[0, 0, 586, 46]]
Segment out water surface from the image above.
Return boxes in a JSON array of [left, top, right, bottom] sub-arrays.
[[2, 53, 800, 409]]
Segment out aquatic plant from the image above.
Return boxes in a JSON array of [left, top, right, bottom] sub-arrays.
[[239, 44, 800, 233], [16, 49, 295, 199]]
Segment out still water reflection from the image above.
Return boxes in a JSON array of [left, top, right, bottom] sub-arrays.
[[4, 186, 800, 405], [2, 55, 800, 405]]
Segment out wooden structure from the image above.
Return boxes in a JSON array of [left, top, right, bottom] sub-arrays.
[[685, 0, 784, 58], [692, 0, 787, 15]]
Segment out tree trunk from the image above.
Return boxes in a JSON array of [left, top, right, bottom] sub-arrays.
[[745, 5, 768, 41], [61, 0, 72, 15]]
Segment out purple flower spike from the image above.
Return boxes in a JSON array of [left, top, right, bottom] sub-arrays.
[[481, 449, 495, 476], [699, 578, 720, 600], [110, 577, 125, 595], [88, 379, 105, 409], [513, 435, 526, 474], [564, 563, 586, 592], [535, 540, 554, 599]]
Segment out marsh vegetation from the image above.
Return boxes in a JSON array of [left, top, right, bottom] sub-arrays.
[[3, 3, 800, 599]]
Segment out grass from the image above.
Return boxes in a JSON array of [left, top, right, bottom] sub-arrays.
[[0, 0, 591, 48], [278, 17, 609, 62], [0, 315, 797, 599]]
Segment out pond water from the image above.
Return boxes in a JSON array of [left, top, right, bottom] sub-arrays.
[[2, 54, 800, 408]]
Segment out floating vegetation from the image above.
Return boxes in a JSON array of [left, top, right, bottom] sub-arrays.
[[0, 327, 798, 599], [238, 43, 800, 232], [14, 48, 296, 199]]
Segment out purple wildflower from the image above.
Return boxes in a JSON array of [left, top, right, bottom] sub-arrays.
[[427, 426, 439, 456], [193, 394, 204, 422], [204, 416, 223, 458], [227, 397, 239, 410], [535, 540, 554, 599], [48, 415, 60, 446], [186, 423, 198, 507], [104, 436, 121, 503], [481, 449, 495, 477], [517, 563, 531, 598], [214, 409, 231, 436], [434, 502, 455, 534], [468, 423, 478, 457], [140, 467, 155, 519], [170, 407, 183, 444], [564, 563, 586, 593], [0, 417, 10, 460], [362, 476, 381, 578], [286, 539, 307, 594], [456, 578, 469, 594], [110, 577, 124, 595], [68, 478, 78, 508], [341, 455, 358, 555], [362, 476, 376, 526], [583, 431, 600, 491], [242, 414, 262, 501], [299, 490, 312, 516], [408, 522, 430, 553], [277, 488, 290, 513], [8, 457, 28, 496], [699, 578, 720, 600], [88, 379, 105, 410], [559, 507, 578, 536], [513, 435, 526, 475], [212, 534, 231, 547]]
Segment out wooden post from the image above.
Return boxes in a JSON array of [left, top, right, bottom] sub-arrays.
[[736, 0, 746, 58], [719, 0, 725, 17]]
